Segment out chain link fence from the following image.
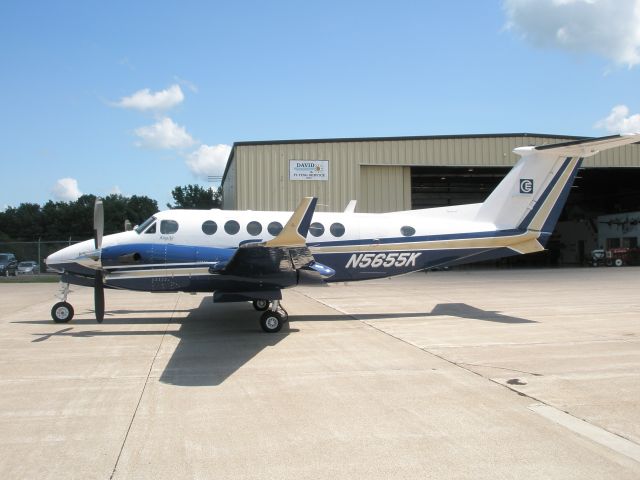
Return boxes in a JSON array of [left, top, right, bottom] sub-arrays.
[[0, 239, 89, 272]]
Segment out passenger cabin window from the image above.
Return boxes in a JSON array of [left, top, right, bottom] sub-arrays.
[[202, 220, 217, 235], [224, 220, 240, 235], [247, 221, 262, 236], [401, 226, 415, 237], [135, 216, 156, 234], [160, 220, 179, 234], [309, 222, 324, 237], [330, 223, 345, 237], [268, 221, 283, 236]]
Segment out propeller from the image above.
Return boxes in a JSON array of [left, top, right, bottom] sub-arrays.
[[93, 199, 105, 323]]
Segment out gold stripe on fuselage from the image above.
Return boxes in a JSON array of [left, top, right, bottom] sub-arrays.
[[310, 230, 543, 255]]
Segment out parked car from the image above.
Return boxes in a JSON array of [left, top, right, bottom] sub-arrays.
[[17, 261, 40, 275], [0, 253, 18, 277]]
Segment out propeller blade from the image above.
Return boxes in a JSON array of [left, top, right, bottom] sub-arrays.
[[95, 270, 105, 323], [94, 198, 104, 250]]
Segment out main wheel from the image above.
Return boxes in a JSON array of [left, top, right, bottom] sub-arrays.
[[260, 310, 283, 333], [252, 299, 270, 311], [51, 302, 74, 323], [614, 258, 624, 267]]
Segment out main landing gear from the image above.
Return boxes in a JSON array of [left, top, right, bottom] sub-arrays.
[[51, 282, 74, 323], [258, 300, 289, 333]]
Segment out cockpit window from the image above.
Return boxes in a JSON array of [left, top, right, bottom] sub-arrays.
[[160, 220, 179, 234], [145, 223, 156, 234], [135, 216, 156, 234]]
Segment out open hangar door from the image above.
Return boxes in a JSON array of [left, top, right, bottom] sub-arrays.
[[410, 166, 640, 267]]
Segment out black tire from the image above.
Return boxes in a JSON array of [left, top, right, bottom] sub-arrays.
[[614, 258, 624, 267], [252, 299, 270, 311], [260, 310, 283, 333], [51, 302, 74, 323]]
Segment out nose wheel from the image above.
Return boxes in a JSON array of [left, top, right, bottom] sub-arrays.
[[51, 302, 74, 323], [50, 281, 75, 323]]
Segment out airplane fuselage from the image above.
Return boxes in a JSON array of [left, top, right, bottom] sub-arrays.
[[47, 205, 527, 293]]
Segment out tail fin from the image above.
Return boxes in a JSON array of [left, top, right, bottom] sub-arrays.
[[476, 134, 640, 234]]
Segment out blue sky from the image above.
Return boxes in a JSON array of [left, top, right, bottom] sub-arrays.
[[2, 0, 639, 209]]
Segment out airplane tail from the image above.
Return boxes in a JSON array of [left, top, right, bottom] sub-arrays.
[[475, 134, 640, 241]]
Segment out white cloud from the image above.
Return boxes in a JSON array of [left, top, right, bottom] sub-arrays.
[[134, 117, 196, 149], [185, 144, 232, 180], [504, 0, 640, 67], [594, 105, 640, 133], [109, 185, 123, 195], [52, 178, 82, 201], [114, 84, 184, 111], [173, 76, 198, 93]]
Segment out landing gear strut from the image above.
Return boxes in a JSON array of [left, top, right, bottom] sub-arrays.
[[51, 282, 74, 323], [259, 299, 289, 333]]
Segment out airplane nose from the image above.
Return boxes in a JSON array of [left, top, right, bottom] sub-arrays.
[[45, 240, 97, 273]]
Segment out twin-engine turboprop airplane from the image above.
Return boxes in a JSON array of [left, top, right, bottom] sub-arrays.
[[45, 134, 640, 332]]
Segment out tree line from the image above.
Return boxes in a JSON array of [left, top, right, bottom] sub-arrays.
[[0, 185, 222, 242]]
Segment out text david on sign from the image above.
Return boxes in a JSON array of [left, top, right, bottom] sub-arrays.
[[289, 160, 329, 181]]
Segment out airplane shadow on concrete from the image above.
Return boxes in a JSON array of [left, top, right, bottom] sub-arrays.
[[21, 301, 533, 387], [298, 303, 535, 324]]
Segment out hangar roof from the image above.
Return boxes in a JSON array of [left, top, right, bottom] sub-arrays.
[[221, 132, 585, 184]]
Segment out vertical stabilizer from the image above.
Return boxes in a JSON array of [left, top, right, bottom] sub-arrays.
[[476, 134, 640, 234]]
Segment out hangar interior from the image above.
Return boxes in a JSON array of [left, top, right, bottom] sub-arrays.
[[221, 134, 640, 266]]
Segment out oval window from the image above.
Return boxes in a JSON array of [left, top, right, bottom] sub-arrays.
[[330, 222, 345, 237], [268, 221, 283, 236], [400, 226, 415, 237], [224, 220, 240, 235], [160, 220, 179, 234], [202, 220, 217, 235], [247, 221, 262, 236], [309, 222, 325, 237]]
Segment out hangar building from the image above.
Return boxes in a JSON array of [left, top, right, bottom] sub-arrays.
[[221, 133, 640, 266]]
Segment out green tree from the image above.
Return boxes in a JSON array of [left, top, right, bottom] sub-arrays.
[[168, 185, 222, 209], [0, 194, 159, 241]]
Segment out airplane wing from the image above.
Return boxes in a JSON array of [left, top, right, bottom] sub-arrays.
[[210, 197, 335, 300]]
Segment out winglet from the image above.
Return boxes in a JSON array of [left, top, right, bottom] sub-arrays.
[[344, 200, 357, 213], [264, 197, 317, 247]]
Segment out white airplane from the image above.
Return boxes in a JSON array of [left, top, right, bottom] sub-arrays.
[[45, 134, 640, 332]]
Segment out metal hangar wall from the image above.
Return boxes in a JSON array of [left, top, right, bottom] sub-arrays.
[[221, 133, 640, 265]]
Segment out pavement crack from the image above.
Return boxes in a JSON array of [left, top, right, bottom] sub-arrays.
[[108, 295, 178, 480]]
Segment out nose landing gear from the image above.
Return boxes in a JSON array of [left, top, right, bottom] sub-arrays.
[[51, 282, 74, 323]]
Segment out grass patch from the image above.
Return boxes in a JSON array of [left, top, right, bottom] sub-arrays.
[[0, 274, 60, 283]]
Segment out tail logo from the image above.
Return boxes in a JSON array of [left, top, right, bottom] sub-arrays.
[[519, 178, 534, 194]]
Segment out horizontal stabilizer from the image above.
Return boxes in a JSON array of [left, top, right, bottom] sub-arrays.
[[530, 133, 640, 157]]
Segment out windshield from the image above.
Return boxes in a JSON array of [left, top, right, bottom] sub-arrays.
[[18, 262, 33, 267], [135, 216, 157, 234], [0, 254, 9, 261]]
